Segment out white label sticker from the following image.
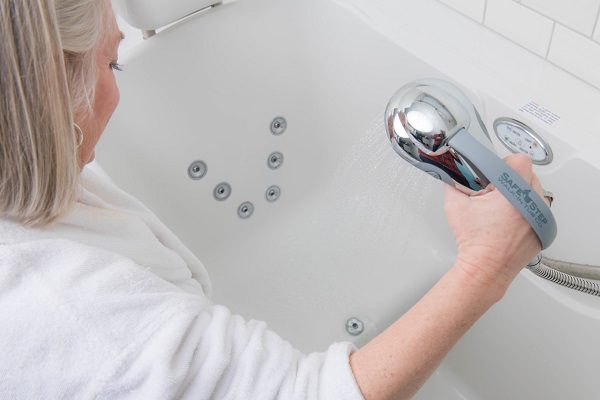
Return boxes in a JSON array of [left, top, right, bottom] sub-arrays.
[[519, 101, 560, 125]]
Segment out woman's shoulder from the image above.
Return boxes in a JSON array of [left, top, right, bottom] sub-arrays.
[[0, 237, 207, 297], [0, 238, 185, 293], [0, 237, 213, 399], [0, 162, 212, 296]]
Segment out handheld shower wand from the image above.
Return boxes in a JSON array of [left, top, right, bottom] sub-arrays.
[[385, 79, 557, 249]]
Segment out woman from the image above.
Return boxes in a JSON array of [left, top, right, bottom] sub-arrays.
[[0, 0, 547, 399]]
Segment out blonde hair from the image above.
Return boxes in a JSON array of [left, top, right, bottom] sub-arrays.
[[0, 0, 105, 226]]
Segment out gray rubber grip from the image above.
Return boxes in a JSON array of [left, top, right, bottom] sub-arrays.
[[449, 128, 557, 249]]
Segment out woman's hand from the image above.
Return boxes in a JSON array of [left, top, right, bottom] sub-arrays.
[[443, 154, 547, 295], [351, 154, 551, 400]]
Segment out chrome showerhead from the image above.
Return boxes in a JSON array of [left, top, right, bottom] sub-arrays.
[[384, 78, 557, 249], [385, 78, 493, 194]]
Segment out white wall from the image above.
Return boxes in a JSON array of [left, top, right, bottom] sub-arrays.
[[438, 0, 600, 89]]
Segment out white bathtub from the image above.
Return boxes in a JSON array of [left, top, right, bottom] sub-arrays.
[[99, 0, 600, 398]]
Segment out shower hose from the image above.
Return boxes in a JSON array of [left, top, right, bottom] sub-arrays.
[[527, 255, 600, 297]]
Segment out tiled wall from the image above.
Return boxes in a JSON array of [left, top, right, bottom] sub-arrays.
[[437, 0, 600, 90]]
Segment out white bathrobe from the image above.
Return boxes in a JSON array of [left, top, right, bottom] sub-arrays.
[[0, 162, 364, 400]]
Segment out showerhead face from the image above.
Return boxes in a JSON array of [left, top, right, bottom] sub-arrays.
[[384, 78, 557, 249], [385, 79, 493, 194]]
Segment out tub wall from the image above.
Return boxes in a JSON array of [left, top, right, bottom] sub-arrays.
[[116, 0, 600, 90], [99, 1, 600, 397], [438, 0, 600, 89], [110, 0, 600, 267], [115, 0, 600, 145]]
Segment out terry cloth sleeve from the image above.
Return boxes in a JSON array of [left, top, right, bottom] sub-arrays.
[[0, 239, 365, 400]]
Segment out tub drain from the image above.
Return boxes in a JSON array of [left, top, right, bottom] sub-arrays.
[[213, 182, 231, 201], [238, 202, 254, 219]]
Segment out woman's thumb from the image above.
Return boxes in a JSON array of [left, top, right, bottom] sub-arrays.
[[503, 154, 533, 183]]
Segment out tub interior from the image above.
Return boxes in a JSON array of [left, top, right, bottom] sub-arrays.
[[98, 0, 600, 398]]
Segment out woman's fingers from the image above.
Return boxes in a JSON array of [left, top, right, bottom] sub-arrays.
[[444, 153, 551, 214], [503, 154, 533, 183], [443, 183, 468, 215], [503, 154, 550, 207]]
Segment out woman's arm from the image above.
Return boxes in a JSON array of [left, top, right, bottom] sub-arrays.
[[350, 261, 503, 400], [350, 154, 546, 400]]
